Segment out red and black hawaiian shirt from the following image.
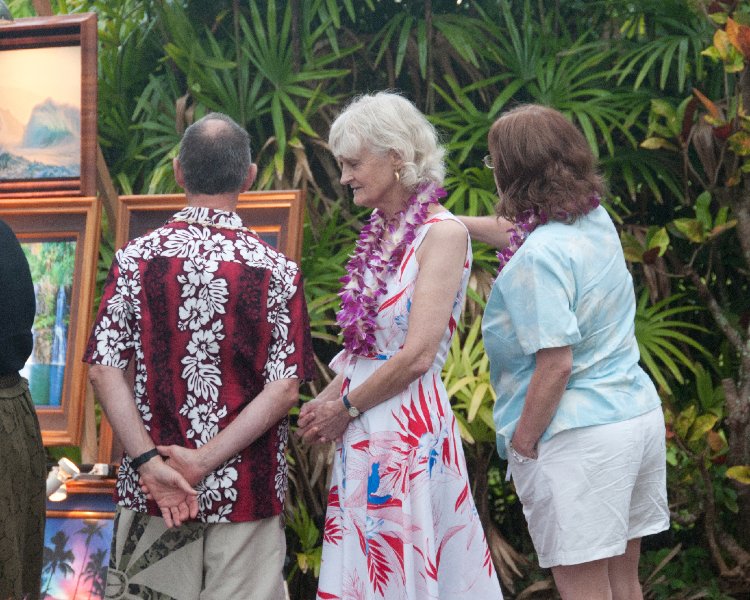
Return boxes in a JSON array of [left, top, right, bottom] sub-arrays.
[[84, 206, 315, 523]]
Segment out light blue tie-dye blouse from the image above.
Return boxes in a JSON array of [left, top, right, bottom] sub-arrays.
[[482, 205, 661, 459]]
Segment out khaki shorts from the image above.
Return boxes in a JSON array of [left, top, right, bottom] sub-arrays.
[[105, 508, 287, 600], [509, 407, 670, 568]]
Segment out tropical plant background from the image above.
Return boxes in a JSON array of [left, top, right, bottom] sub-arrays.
[[8, 0, 750, 597]]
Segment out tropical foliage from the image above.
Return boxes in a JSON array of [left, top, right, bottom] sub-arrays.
[[8, 0, 750, 597]]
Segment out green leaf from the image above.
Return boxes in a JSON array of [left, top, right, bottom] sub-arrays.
[[641, 137, 678, 151], [687, 414, 718, 443], [708, 220, 738, 238], [728, 130, 750, 156], [646, 227, 670, 255], [675, 405, 697, 439], [726, 466, 750, 484], [694, 191, 713, 229], [621, 231, 645, 263], [671, 218, 705, 243]]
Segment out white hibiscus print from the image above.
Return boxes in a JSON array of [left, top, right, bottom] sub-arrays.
[[186, 400, 222, 442], [271, 307, 291, 340], [275, 458, 288, 502], [162, 226, 208, 258], [184, 256, 219, 286], [138, 235, 162, 258], [266, 281, 285, 309], [205, 504, 233, 523], [265, 341, 297, 381], [178, 395, 196, 418], [186, 329, 220, 362], [204, 233, 235, 262], [196, 279, 228, 318], [181, 356, 222, 401], [178, 297, 211, 331], [213, 461, 239, 500], [236, 238, 274, 268], [95, 330, 129, 367], [117, 244, 145, 268], [106, 292, 134, 326]]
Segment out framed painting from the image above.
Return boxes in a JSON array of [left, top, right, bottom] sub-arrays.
[[0, 197, 101, 445], [44, 479, 116, 600], [98, 189, 306, 463], [0, 13, 97, 198]]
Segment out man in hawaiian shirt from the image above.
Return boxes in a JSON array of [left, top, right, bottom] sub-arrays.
[[85, 112, 315, 600]]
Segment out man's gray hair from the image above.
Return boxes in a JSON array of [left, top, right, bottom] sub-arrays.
[[178, 113, 252, 195]]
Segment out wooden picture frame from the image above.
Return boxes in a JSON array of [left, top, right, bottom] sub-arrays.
[[44, 479, 116, 599], [114, 190, 306, 259], [0, 13, 97, 198], [0, 197, 101, 445], [98, 190, 306, 463]]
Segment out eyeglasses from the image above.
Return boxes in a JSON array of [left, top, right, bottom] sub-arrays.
[[483, 154, 494, 169]]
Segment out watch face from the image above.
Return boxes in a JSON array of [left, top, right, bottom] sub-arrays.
[[348, 406, 360, 418]]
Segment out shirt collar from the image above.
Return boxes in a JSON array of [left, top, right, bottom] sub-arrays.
[[169, 206, 244, 230]]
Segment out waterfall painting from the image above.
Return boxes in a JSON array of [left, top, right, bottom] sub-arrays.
[[0, 196, 101, 446], [20, 240, 76, 407], [0, 13, 97, 198]]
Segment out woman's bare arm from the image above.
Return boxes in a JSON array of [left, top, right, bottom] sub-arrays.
[[457, 215, 513, 249]]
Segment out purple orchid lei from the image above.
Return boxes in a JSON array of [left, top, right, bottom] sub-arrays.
[[337, 183, 445, 356], [496, 194, 601, 275]]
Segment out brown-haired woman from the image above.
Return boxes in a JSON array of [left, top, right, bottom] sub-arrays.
[[462, 104, 669, 599]]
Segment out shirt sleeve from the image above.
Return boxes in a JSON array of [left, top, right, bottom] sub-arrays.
[[82, 254, 137, 368], [264, 266, 316, 383], [498, 246, 581, 355]]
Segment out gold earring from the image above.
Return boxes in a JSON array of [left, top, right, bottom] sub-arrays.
[[394, 170, 400, 182]]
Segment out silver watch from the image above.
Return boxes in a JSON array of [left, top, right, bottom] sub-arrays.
[[342, 394, 360, 418]]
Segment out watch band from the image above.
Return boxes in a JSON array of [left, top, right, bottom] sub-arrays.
[[342, 394, 360, 418], [130, 448, 160, 471]]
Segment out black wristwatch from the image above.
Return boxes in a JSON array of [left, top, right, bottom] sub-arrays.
[[342, 394, 361, 418], [130, 448, 160, 471]]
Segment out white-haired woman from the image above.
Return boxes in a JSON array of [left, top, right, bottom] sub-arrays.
[[298, 92, 502, 599]]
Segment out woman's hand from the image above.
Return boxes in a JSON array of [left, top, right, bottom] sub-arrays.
[[509, 437, 539, 460], [297, 396, 350, 444]]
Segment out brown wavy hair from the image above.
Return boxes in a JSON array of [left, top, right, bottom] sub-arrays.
[[488, 104, 606, 223]]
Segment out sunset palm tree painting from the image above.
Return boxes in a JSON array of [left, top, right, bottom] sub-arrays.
[[41, 517, 112, 599]]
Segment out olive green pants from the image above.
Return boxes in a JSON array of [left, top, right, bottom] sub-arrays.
[[0, 377, 46, 600]]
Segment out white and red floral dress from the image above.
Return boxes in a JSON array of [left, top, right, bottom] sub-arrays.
[[317, 212, 502, 599]]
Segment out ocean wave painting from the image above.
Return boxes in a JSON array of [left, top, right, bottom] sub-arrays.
[[0, 45, 81, 181]]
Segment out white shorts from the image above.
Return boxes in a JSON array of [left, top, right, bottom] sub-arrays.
[[508, 407, 670, 568]]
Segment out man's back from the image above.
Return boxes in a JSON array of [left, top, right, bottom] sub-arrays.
[[86, 205, 314, 522]]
